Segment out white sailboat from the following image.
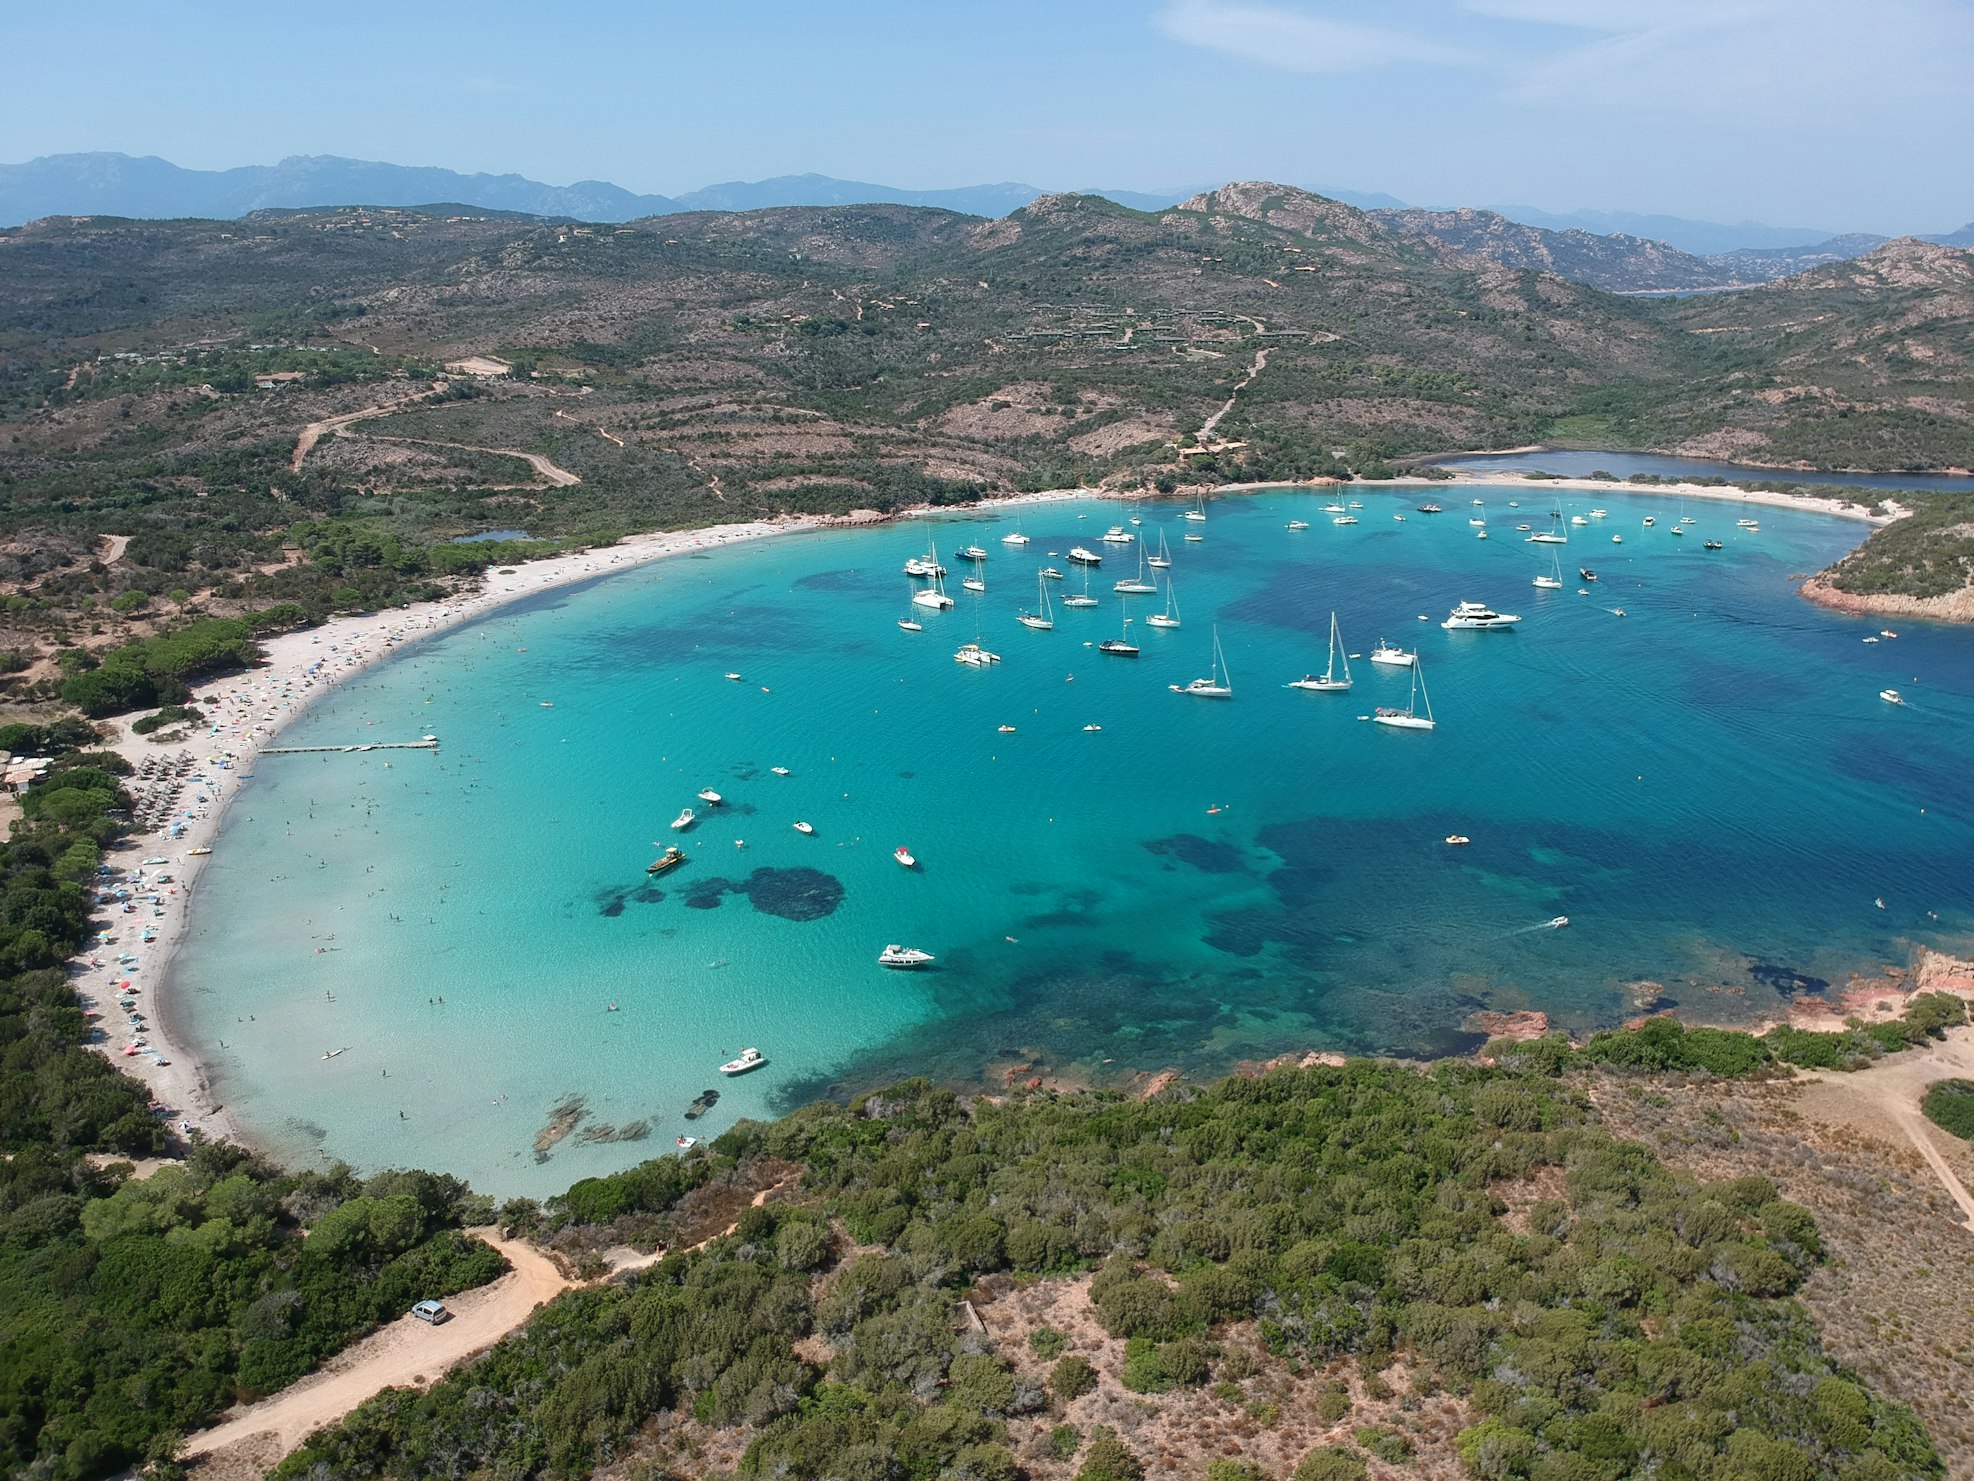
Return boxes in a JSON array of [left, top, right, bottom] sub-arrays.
[[1114, 543, 1157, 594], [911, 567, 955, 609], [1533, 548, 1564, 590], [1017, 569, 1055, 630], [1098, 600, 1139, 655], [1062, 563, 1099, 608], [1289, 611, 1352, 691], [1372, 658, 1436, 730], [1145, 576, 1181, 629], [1171, 625, 1232, 697], [1147, 529, 1173, 569], [1182, 494, 1207, 522]]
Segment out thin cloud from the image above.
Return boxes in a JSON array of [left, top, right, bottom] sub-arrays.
[[1154, 0, 1470, 75]]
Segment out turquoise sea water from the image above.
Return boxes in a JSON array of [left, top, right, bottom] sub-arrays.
[[173, 488, 1974, 1197]]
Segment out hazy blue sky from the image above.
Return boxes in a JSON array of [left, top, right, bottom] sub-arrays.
[[7, 0, 1971, 231]]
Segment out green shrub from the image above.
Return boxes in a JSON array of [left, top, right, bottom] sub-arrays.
[[1292, 1446, 1366, 1481], [1051, 1352, 1098, 1402], [1075, 1426, 1144, 1481], [1029, 1325, 1068, 1360], [1921, 1079, 1974, 1142], [1049, 1423, 1082, 1461], [1121, 1336, 1170, 1393]]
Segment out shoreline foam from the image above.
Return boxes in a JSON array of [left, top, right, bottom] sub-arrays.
[[77, 473, 1903, 1156]]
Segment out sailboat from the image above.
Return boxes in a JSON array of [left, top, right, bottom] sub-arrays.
[[1181, 493, 1208, 523], [1527, 512, 1569, 545], [1098, 600, 1139, 656], [898, 594, 924, 632], [1372, 658, 1436, 730], [1146, 530, 1173, 569], [1114, 543, 1157, 594], [902, 530, 946, 579], [1533, 548, 1564, 590], [911, 566, 955, 610], [1017, 569, 1055, 630], [1288, 612, 1352, 691], [1062, 563, 1100, 608], [1145, 576, 1181, 629], [1171, 626, 1232, 697]]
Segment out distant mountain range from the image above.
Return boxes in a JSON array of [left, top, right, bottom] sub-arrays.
[[1, 153, 1965, 296]]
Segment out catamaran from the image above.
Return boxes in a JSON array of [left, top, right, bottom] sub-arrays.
[[1147, 530, 1173, 569], [1372, 658, 1436, 731], [1145, 577, 1181, 629], [1000, 523, 1030, 545], [1171, 626, 1232, 697], [1100, 524, 1135, 544], [1289, 611, 1352, 691], [1017, 570, 1056, 630], [911, 568, 955, 609]]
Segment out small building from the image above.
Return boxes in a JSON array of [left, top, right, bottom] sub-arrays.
[[254, 370, 306, 390]]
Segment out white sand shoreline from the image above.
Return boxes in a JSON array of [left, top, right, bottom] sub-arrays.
[[78, 471, 1892, 1159]]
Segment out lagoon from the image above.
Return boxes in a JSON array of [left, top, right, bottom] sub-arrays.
[[173, 486, 1974, 1196]]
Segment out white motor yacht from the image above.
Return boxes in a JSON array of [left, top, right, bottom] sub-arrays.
[[1368, 639, 1415, 667], [720, 1047, 767, 1075], [1441, 601, 1521, 630], [878, 945, 935, 969]]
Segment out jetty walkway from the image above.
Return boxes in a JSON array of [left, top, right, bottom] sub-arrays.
[[260, 739, 440, 755]]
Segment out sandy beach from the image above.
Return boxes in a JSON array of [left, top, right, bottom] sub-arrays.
[[76, 468, 1897, 1153]]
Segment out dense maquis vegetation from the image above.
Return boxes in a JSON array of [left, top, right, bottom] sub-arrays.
[[272, 1067, 1940, 1481], [1819, 489, 1974, 600], [0, 1152, 503, 1478], [1486, 992, 1971, 1080]]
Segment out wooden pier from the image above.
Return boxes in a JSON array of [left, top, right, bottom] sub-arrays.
[[259, 739, 440, 756]]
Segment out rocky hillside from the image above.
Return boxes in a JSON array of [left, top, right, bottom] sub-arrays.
[[1375, 206, 1727, 293]]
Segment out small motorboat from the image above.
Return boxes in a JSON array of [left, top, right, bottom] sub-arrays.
[[1416, 503, 1443, 514], [793, 821, 815, 835], [957, 545, 990, 562], [724, 672, 744, 681], [697, 788, 723, 805], [1445, 835, 1470, 846], [1611, 534, 1623, 544], [1082, 723, 1103, 732], [1334, 515, 1358, 526], [770, 766, 791, 776], [898, 618, 924, 632], [878, 944, 935, 969], [676, 1135, 699, 1149], [1546, 916, 1570, 929], [894, 846, 916, 868], [720, 1047, 767, 1076], [1579, 568, 1597, 582], [1040, 566, 1064, 580], [997, 724, 1016, 733], [647, 847, 688, 876], [1287, 519, 1310, 530], [1642, 516, 1656, 527], [684, 1088, 720, 1119], [1882, 630, 1898, 638], [670, 808, 696, 832], [188, 846, 212, 857], [1704, 540, 1723, 550], [1880, 689, 1904, 705]]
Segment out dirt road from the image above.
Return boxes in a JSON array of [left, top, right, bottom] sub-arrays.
[[1797, 1026, 1974, 1231], [358, 432, 582, 486], [1199, 345, 1270, 440], [182, 1230, 570, 1465], [290, 392, 439, 472]]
